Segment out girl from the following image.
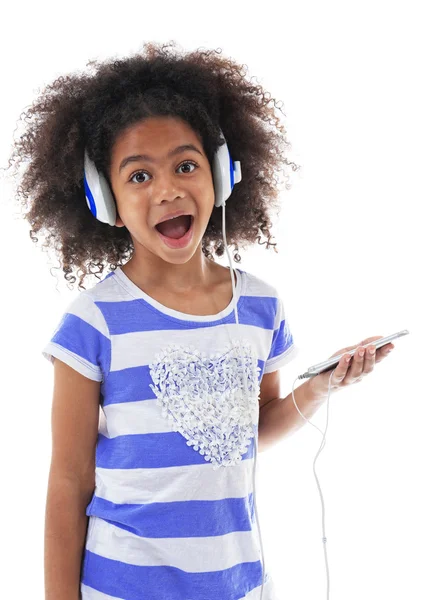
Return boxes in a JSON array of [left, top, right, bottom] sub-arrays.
[[6, 41, 301, 600]]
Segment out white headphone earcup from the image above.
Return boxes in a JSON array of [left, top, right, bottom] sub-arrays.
[[84, 151, 117, 226], [213, 134, 242, 208]]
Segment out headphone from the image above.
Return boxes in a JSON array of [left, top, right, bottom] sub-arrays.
[[83, 129, 268, 600], [83, 130, 241, 225]]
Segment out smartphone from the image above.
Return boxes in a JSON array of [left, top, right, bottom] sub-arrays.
[[301, 329, 409, 378]]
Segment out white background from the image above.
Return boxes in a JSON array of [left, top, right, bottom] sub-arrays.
[[0, 1, 419, 599]]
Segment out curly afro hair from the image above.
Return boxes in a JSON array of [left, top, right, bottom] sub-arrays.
[[3, 40, 300, 291]]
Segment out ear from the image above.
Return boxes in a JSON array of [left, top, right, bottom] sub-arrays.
[[115, 214, 125, 227]]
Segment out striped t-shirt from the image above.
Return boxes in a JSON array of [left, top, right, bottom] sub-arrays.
[[42, 265, 299, 600]]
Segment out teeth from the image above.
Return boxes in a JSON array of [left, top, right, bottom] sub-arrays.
[[167, 214, 187, 221], [157, 214, 191, 226]]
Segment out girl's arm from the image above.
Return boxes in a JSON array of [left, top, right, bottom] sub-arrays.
[[44, 359, 101, 600], [44, 473, 94, 600]]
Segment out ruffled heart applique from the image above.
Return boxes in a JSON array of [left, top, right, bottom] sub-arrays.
[[149, 340, 261, 469]]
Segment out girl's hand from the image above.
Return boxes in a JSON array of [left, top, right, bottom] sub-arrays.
[[309, 335, 395, 398]]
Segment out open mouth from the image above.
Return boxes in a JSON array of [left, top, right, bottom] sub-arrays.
[[155, 214, 193, 239], [155, 215, 194, 248]]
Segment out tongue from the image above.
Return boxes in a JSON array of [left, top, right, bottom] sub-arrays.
[[156, 215, 191, 239]]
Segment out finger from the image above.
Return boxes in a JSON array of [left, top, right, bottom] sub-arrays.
[[349, 342, 393, 379], [360, 339, 395, 360], [363, 344, 376, 373], [344, 345, 366, 382], [334, 353, 353, 383]]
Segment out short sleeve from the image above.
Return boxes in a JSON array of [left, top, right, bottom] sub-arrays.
[[42, 292, 111, 382], [264, 292, 299, 374]]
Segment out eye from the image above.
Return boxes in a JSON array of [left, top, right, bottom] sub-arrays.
[[129, 160, 199, 184]]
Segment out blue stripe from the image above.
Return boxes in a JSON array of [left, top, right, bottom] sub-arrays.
[[267, 319, 294, 362], [81, 551, 263, 600], [95, 294, 277, 335], [51, 313, 110, 376], [101, 359, 265, 406], [95, 431, 255, 469], [86, 493, 255, 537]]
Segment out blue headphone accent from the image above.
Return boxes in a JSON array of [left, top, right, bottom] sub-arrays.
[[84, 173, 97, 218], [83, 129, 242, 225]]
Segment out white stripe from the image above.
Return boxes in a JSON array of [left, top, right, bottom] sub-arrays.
[[81, 583, 124, 600], [94, 458, 254, 504], [103, 398, 174, 436], [264, 343, 300, 373], [66, 292, 109, 337], [42, 343, 103, 381], [86, 515, 261, 572], [111, 322, 272, 372]]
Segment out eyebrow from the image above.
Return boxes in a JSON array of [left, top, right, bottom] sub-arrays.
[[118, 144, 204, 174]]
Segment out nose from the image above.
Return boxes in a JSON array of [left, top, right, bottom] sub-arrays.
[[152, 171, 186, 203]]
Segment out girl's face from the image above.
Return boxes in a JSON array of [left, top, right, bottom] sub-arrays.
[[108, 116, 215, 264]]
